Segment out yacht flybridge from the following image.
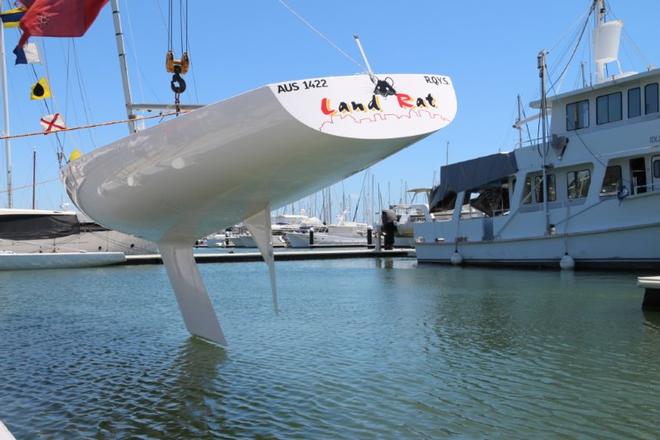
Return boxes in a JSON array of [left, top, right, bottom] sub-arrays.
[[64, 73, 457, 345], [415, 0, 660, 269]]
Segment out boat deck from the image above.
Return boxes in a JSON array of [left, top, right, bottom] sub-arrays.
[[125, 248, 415, 265]]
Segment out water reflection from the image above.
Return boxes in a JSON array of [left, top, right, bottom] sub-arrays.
[[642, 310, 660, 330], [122, 338, 228, 437], [374, 257, 395, 270]]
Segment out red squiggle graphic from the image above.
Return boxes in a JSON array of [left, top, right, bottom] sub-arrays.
[[318, 108, 451, 132]]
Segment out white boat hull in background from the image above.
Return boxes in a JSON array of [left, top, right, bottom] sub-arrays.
[[0, 251, 126, 270], [64, 73, 457, 345], [0, 230, 156, 255], [415, 217, 660, 269], [284, 231, 367, 248]]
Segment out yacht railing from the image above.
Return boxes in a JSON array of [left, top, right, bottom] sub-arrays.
[[515, 136, 545, 149]]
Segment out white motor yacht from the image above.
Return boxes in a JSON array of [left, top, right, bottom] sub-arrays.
[[415, 0, 660, 269]]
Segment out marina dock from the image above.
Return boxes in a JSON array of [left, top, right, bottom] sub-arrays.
[[124, 248, 415, 265]]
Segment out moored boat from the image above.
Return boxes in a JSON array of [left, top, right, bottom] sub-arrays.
[[0, 208, 157, 254], [284, 211, 370, 248], [414, 0, 660, 269], [0, 250, 125, 270]]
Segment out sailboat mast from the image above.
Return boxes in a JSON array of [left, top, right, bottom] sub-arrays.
[[31, 148, 36, 209], [0, 7, 12, 208], [110, 0, 137, 134]]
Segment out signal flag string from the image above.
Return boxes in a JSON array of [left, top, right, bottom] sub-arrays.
[[0, 111, 190, 141]]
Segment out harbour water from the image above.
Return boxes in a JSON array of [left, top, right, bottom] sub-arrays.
[[1, 258, 659, 438]]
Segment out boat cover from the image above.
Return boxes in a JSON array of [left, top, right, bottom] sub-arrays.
[[429, 152, 518, 212], [0, 213, 80, 240]]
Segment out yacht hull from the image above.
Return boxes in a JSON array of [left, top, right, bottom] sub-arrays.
[[64, 73, 456, 243], [0, 230, 156, 255], [415, 222, 660, 269], [0, 251, 126, 270], [285, 231, 367, 248]]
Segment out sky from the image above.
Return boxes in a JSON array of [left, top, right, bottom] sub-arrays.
[[1, 0, 660, 223]]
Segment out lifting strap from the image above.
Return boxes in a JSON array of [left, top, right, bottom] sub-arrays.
[[167, 0, 190, 114]]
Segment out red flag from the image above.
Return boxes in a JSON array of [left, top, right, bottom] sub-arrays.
[[17, 0, 108, 48]]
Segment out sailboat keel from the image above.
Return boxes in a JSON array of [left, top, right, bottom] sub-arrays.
[[159, 242, 226, 346], [244, 204, 279, 314]]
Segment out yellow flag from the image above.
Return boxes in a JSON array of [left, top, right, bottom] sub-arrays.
[[30, 77, 51, 100], [69, 149, 82, 162]]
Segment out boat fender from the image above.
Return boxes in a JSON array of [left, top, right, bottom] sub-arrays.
[[560, 253, 575, 270], [617, 185, 629, 200], [450, 251, 463, 265]]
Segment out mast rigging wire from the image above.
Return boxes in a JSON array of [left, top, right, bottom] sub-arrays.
[[547, 2, 596, 94], [0, 111, 188, 142], [29, 42, 68, 168], [276, 0, 365, 70]]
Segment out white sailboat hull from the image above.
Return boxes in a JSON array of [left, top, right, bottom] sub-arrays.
[[0, 251, 126, 270], [230, 234, 286, 248], [64, 73, 456, 243], [0, 230, 156, 255], [285, 231, 367, 248]]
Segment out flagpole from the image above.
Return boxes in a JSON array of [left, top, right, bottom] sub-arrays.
[[110, 0, 136, 134], [0, 6, 13, 208]]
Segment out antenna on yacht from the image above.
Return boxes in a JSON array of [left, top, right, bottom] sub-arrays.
[[353, 35, 396, 97], [538, 50, 550, 235], [516, 95, 523, 149]]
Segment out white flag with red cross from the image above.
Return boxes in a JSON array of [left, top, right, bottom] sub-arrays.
[[40, 113, 66, 133]]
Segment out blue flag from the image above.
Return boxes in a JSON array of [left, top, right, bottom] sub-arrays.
[[13, 46, 27, 65]]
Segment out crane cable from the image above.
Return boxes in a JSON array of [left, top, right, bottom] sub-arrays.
[[166, 0, 189, 114]]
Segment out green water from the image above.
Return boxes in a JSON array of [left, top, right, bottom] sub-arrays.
[[0, 258, 659, 438]]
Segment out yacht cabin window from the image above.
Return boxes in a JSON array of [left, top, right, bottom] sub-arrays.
[[653, 159, 660, 179], [629, 157, 647, 194], [567, 169, 591, 199], [600, 165, 622, 196], [534, 174, 556, 203], [645, 83, 659, 114], [596, 92, 622, 125], [566, 100, 589, 131], [522, 176, 533, 204], [628, 87, 641, 118]]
